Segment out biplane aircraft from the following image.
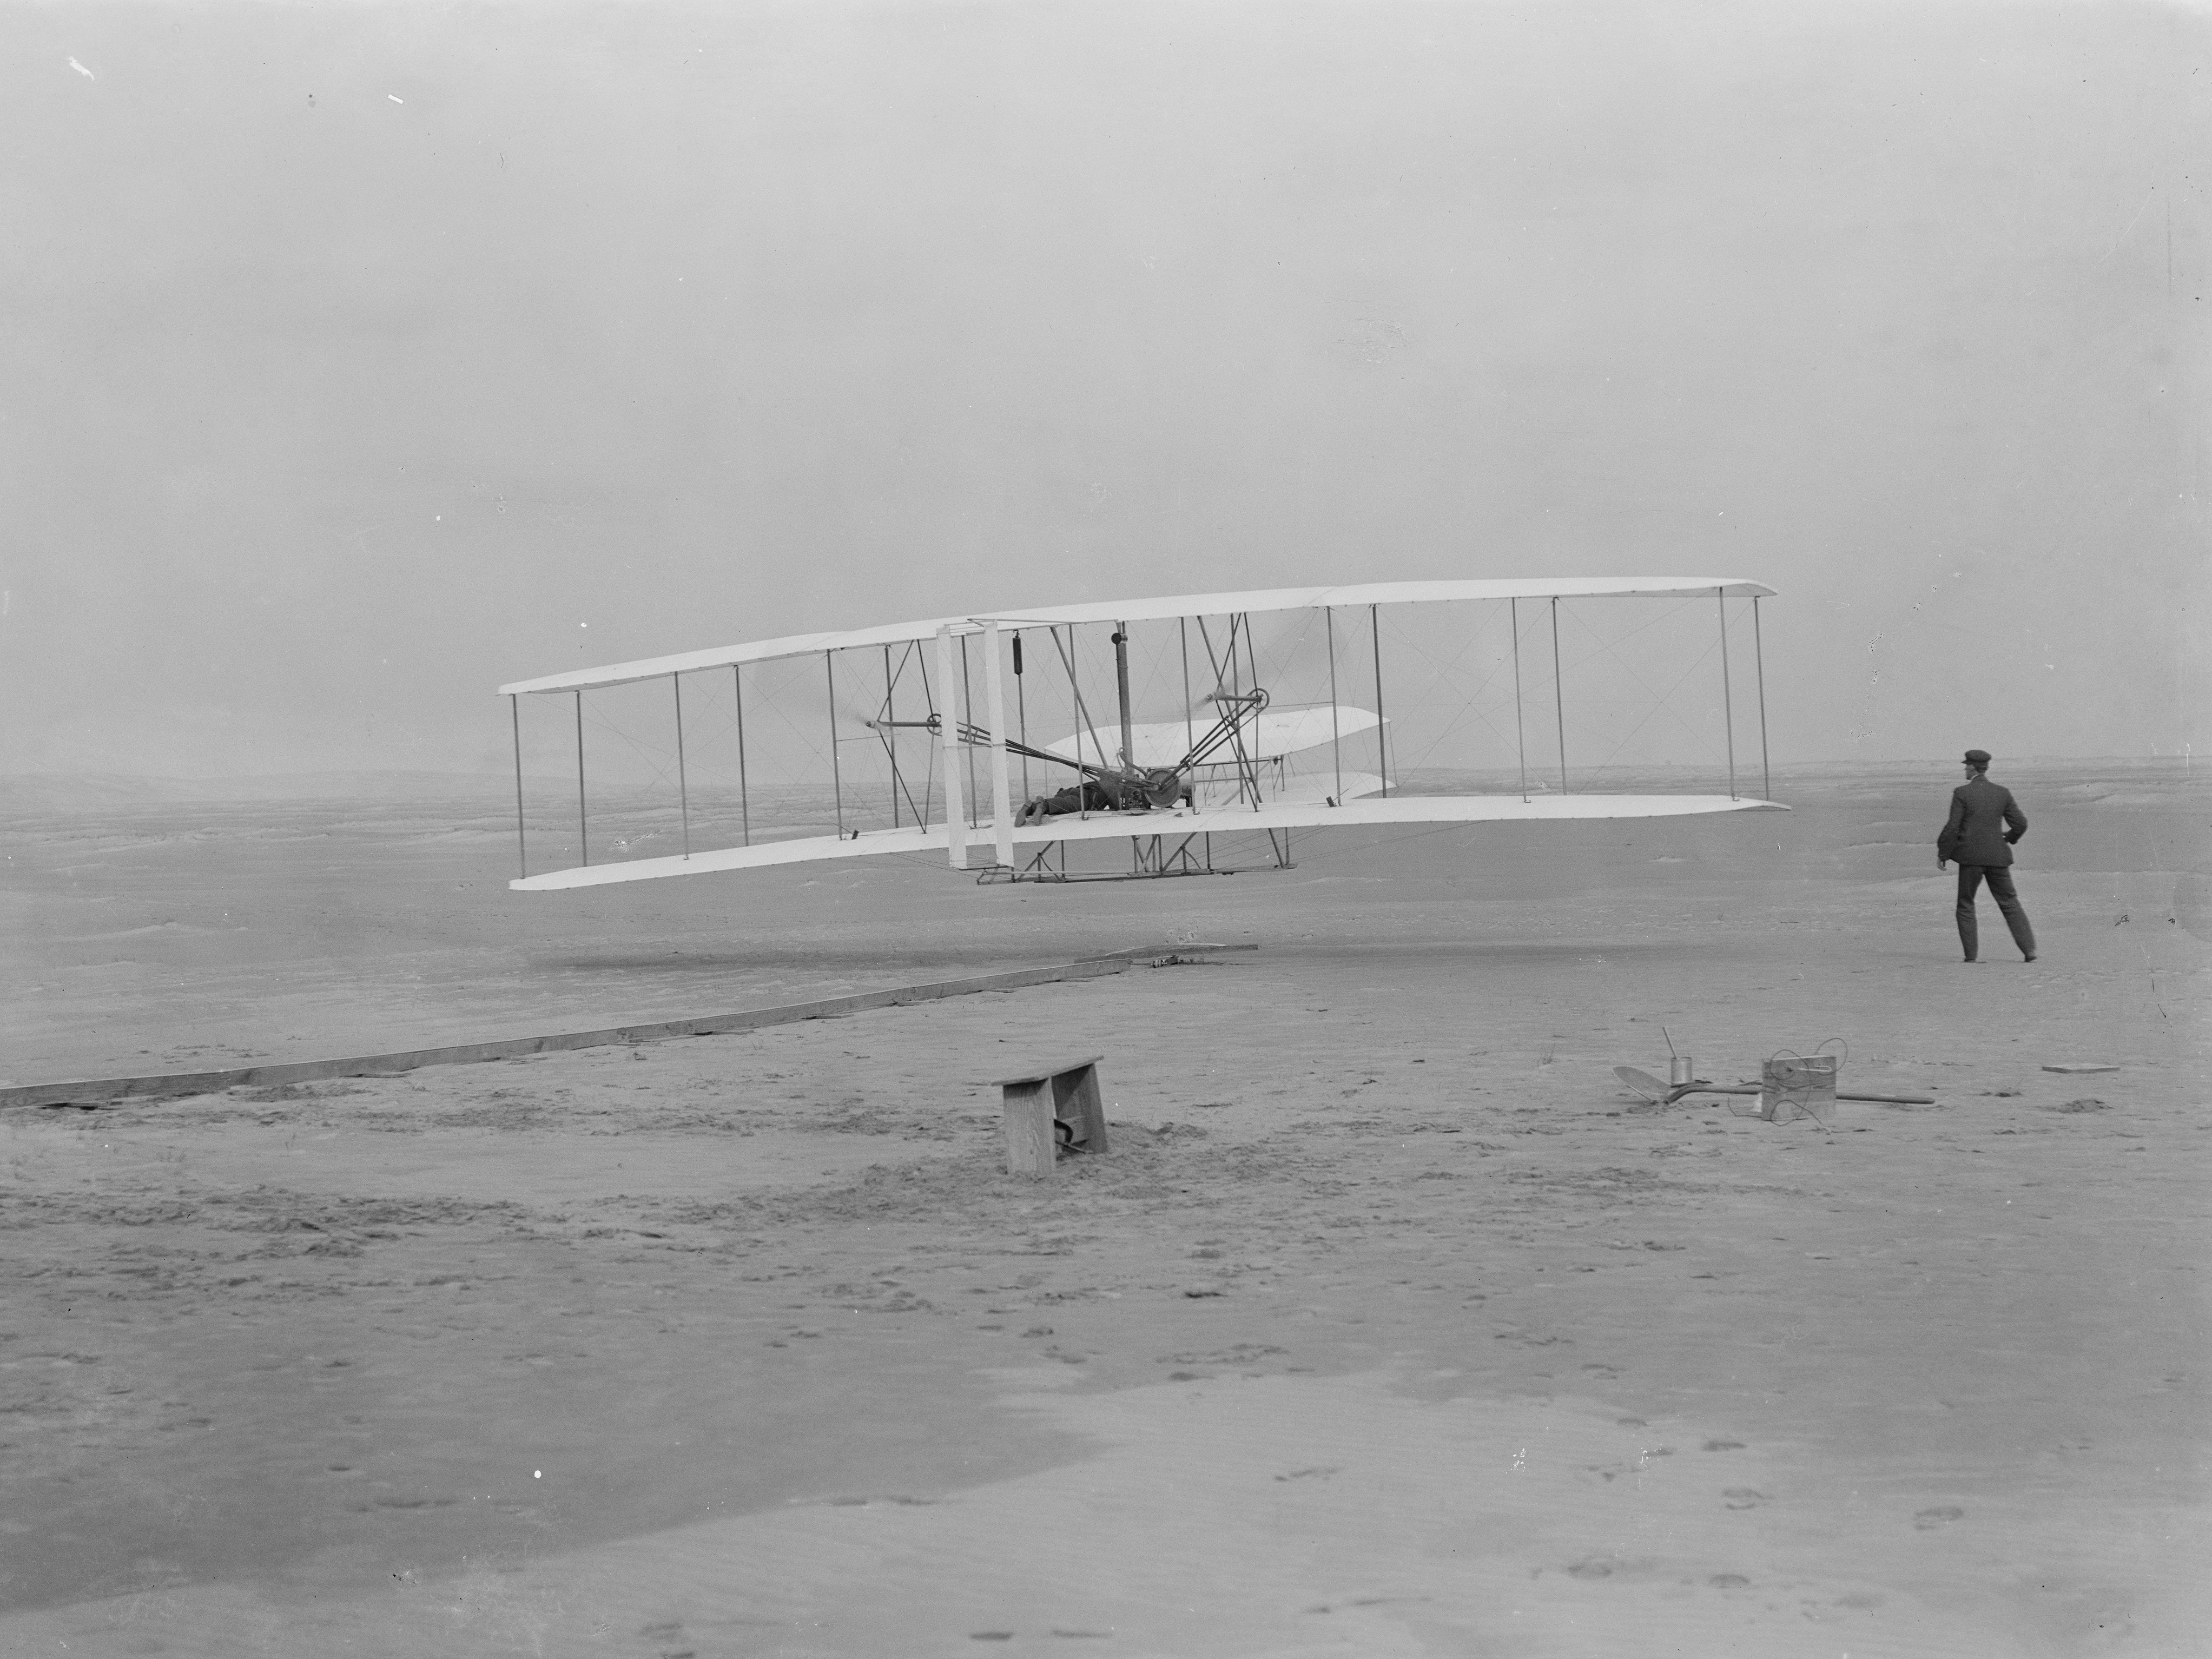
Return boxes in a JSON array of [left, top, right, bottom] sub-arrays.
[[496, 579, 1783, 891]]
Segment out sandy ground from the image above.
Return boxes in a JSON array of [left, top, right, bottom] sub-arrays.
[[1, 762, 2206, 1656]]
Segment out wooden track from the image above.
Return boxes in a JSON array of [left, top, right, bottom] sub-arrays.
[[0, 944, 1253, 1111]]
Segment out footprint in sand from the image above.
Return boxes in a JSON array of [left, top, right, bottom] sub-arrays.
[[1914, 1505, 1966, 1529], [1709, 1573, 1753, 1589], [1721, 1488, 1766, 1510]]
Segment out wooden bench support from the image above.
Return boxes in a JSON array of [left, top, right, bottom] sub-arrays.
[[995, 1055, 1107, 1176]]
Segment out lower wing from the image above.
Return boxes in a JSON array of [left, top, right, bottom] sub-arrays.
[[510, 794, 1786, 891]]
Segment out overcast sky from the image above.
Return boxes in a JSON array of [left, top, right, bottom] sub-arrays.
[[2, 0, 2202, 778]]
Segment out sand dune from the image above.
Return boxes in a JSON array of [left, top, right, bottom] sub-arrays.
[[0, 762, 2204, 1655]]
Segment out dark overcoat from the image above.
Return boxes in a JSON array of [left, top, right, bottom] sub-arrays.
[[1938, 775, 2027, 867]]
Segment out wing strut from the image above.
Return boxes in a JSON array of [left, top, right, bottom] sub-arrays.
[[1371, 604, 1389, 798], [1243, 614, 1264, 809], [882, 646, 899, 828], [882, 647, 896, 829], [876, 642, 927, 828], [959, 634, 980, 829], [1510, 598, 1529, 803], [575, 690, 588, 866], [983, 620, 1014, 868], [1014, 631, 1031, 802], [1717, 587, 1737, 801], [733, 665, 751, 847], [510, 693, 526, 878], [672, 672, 690, 858], [1194, 615, 1262, 806], [1324, 607, 1343, 804], [1753, 596, 1771, 801], [1550, 598, 1568, 794], [826, 652, 846, 836], [1179, 618, 1194, 758], [1049, 625, 1110, 819], [914, 646, 936, 827], [1237, 614, 1260, 808], [935, 627, 967, 868]]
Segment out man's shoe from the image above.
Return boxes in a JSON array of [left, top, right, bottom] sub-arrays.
[[2024, 954, 2037, 963]]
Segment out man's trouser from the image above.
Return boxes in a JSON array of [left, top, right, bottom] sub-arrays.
[[1956, 863, 2036, 960]]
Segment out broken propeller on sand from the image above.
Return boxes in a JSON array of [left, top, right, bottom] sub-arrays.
[[1612, 1065, 1933, 1107]]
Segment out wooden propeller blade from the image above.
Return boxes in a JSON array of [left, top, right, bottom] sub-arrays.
[[1613, 1066, 1670, 1100]]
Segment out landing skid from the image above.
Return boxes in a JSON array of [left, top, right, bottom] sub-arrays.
[[975, 828, 1295, 884]]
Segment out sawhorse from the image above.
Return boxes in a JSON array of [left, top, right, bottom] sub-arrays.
[[993, 1056, 1108, 1175]]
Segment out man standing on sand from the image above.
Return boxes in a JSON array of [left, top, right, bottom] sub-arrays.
[[1937, 749, 2037, 963]]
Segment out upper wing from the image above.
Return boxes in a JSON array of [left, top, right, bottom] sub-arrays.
[[510, 793, 1786, 891], [496, 577, 1779, 697]]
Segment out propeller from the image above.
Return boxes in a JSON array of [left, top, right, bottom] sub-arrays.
[[1613, 1066, 1933, 1107]]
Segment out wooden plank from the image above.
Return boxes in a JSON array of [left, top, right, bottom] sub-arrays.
[[1002, 1080, 1058, 1176], [992, 1054, 1105, 1089], [1055, 1062, 1108, 1153]]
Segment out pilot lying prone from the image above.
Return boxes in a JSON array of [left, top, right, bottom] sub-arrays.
[[1015, 766, 1191, 825]]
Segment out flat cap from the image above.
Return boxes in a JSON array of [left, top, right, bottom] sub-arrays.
[[1963, 749, 1991, 767]]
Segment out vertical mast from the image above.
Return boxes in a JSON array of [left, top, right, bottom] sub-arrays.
[[1113, 620, 1135, 771]]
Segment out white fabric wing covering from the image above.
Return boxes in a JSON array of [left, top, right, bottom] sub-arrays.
[[510, 794, 1785, 891], [497, 577, 1777, 697]]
